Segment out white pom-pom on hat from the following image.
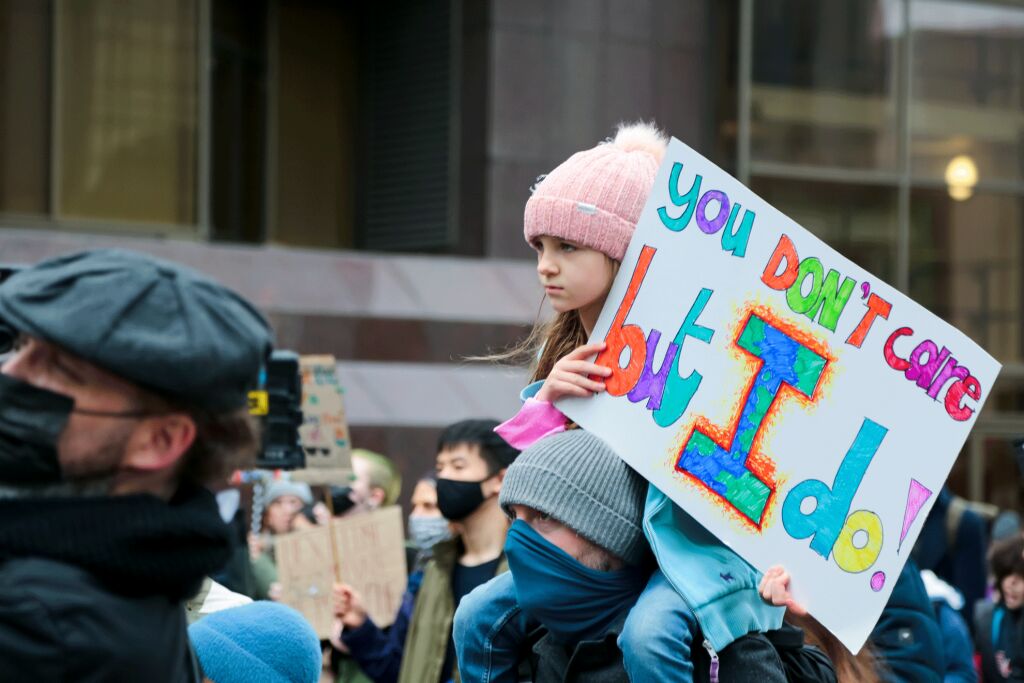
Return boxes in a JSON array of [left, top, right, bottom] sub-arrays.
[[610, 121, 668, 163]]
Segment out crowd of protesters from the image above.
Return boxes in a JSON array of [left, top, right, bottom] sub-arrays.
[[0, 122, 1023, 683]]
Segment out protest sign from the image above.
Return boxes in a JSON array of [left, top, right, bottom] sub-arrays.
[[297, 355, 353, 480], [275, 506, 408, 638], [558, 137, 1001, 652], [275, 526, 335, 638], [333, 506, 408, 628]]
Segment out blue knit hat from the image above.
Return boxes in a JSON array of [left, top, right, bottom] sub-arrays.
[[188, 602, 321, 683]]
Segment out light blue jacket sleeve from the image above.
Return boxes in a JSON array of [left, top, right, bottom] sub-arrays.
[[643, 486, 784, 652], [520, 380, 544, 403]]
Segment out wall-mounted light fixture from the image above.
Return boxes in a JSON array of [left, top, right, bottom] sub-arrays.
[[944, 155, 978, 201]]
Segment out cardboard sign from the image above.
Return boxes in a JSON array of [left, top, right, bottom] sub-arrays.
[[275, 526, 336, 638], [275, 507, 408, 638], [299, 355, 352, 472], [333, 506, 409, 628], [558, 138, 1001, 652]]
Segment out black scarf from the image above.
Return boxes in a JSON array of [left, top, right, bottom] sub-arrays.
[[0, 483, 232, 601]]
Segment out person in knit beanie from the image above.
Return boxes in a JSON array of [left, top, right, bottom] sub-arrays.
[[455, 122, 788, 683], [513, 122, 668, 393], [499, 430, 650, 659], [188, 601, 321, 683], [496, 431, 796, 683]]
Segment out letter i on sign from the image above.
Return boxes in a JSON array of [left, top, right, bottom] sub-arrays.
[[676, 314, 828, 528]]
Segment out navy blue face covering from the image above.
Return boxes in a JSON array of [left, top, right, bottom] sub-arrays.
[[504, 519, 648, 644]]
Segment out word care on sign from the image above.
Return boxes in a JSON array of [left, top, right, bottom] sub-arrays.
[[558, 138, 1001, 653], [275, 506, 407, 638]]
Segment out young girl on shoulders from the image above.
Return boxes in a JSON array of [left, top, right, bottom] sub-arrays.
[[454, 122, 786, 683]]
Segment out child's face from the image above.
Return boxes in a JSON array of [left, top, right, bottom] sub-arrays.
[[532, 235, 616, 317], [1002, 573, 1024, 609]]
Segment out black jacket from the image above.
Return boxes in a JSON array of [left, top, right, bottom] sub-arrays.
[[975, 601, 1024, 683], [0, 557, 194, 681], [0, 483, 232, 682], [870, 559, 944, 683], [526, 609, 829, 683]]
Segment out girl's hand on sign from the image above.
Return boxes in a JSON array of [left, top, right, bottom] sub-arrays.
[[758, 565, 807, 616], [332, 583, 368, 629], [536, 342, 612, 402]]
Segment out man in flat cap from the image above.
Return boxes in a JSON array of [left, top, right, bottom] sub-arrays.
[[0, 249, 272, 681]]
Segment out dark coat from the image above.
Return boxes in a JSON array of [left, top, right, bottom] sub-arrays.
[[0, 483, 233, 682], [527, 610, 817, 683], [912, 488, 988, 633], [0, 557, 194, 682], [871, 559, 945, 683], [975, 601, 1024, 683]]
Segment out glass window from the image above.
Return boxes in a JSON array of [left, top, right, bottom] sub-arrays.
[[269, 1, 357, 249], [909, 188, 1023, 364], [56, 0, 198, 227], [210, 0, 267, 243], [910, 1, 1024, 184], [976, 436, 1023, 511], [750, 0, 901, 171], [750, 176, 899, 282], [0, 0, 51, 215]]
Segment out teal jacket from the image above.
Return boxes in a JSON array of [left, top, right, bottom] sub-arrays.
[[520, 381, 783, 651]]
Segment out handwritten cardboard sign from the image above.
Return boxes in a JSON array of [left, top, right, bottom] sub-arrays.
[[275, 526, 336, 637], [333, 506, 409, 628], [299, 355, 352, 474], [276, 506, 408, 638], [558, 137, 1001, 652]]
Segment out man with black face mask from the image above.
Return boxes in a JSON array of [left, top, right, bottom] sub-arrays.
[[0, 249, 271, 681], [332, 418, 518, 683]]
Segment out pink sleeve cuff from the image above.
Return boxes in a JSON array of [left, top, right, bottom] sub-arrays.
[[494, 398, 568, 451]]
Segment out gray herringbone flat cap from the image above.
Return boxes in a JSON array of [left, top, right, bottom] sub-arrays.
[[0, 249, 273, 411]]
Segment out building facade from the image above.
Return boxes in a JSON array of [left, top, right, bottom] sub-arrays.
[[1, 0, 1022, 508]]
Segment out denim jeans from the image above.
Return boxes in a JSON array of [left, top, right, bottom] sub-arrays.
[[453, 568, 698, 683], [620, 568, 698, 682]]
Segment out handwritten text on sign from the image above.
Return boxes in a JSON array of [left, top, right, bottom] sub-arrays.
[[558, 138, 1000, 653], [276, 506, 407, 638]]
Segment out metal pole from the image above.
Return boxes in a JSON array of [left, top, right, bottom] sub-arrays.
[[895, 0, 913, 294], [197, 0, 212, 239], [737, 0, 753, 185]]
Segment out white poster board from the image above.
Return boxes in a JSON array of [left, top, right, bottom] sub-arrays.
[[559, 137, 1001, 652]]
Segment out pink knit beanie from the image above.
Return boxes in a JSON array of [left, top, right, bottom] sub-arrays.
[[524, 121, 668, 262]]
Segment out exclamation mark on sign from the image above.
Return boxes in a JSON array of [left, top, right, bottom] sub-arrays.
[[898, 479, 933, 553]]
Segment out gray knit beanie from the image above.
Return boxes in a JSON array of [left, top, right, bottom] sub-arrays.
[[262, 480, 313, 507], [499, 430, 648, 565]]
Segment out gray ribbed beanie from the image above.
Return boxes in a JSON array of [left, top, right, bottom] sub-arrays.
[[499, 430, 648, 565], [262, 480, 313, 507]]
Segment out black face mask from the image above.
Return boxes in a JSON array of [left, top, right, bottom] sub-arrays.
[[436, 477, 490, 521], [330, 485, 357, 516], [0, 373, 74, 484]]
